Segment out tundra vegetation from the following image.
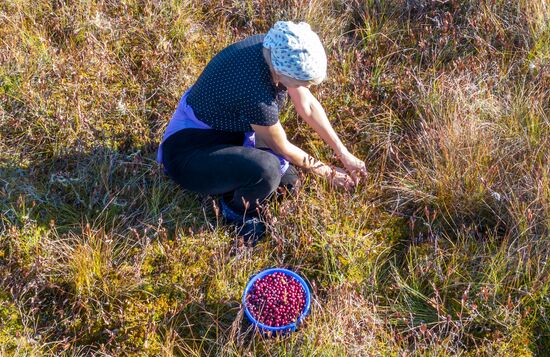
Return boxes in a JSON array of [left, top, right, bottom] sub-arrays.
[[0, 0, 548, 355]]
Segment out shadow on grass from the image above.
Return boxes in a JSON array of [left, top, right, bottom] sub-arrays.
[[0, 144, 210, 235], [159, 298, 304, 355], [0, 144, 222, 353]]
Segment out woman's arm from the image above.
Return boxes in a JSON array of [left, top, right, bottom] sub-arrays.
[[251, 122, 354, 189], [287, 86, 367, 181], [287, 86, 347, 156]]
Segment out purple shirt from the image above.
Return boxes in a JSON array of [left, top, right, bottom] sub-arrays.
[[156, 87, 210, 165]]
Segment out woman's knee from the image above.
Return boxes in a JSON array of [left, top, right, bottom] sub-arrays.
[[256, 152, 282, 191], [231, 152, 281, 212]]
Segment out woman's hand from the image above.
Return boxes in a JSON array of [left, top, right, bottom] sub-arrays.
[[310, 162, 355, 190], [329, 167, 356, 189], [339, 151, 367, 185]]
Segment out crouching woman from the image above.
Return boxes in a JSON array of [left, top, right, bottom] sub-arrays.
[[157, 21, 366, 244]]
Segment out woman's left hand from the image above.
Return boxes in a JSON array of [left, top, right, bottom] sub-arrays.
[[339, 151, 367, 184]]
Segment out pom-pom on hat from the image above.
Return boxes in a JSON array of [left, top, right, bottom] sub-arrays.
[[263, 21, 327, 82]]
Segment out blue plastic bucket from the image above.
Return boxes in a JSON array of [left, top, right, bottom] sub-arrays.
[[242, 268, 311, 336]]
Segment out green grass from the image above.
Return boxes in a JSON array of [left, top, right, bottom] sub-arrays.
[[1, 0, 549, 355]]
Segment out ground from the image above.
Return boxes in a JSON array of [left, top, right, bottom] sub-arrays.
[[1, 0, 549, 355]]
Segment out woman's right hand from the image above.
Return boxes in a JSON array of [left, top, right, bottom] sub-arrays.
[[311, 163, 355, 190], [329, 167, 355, 190]]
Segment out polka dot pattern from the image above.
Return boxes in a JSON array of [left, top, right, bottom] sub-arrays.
[[186, 35, 287, 132]]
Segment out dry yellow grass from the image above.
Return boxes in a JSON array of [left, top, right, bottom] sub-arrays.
[[1, 0, 548, 355]]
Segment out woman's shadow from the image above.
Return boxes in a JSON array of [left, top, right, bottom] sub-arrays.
[[1, 144, 255, 351], [0, 144, 216, 234]]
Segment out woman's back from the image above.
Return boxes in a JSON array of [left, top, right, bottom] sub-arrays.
[[187, 34, 287, 132]]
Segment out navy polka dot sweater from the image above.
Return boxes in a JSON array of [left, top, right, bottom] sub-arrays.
[[186, 34, 288, 132]]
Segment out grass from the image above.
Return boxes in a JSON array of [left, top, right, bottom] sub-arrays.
[[1, 0, 549, 355]]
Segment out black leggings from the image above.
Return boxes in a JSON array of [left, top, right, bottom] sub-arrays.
[[162, 128, 298, 215]]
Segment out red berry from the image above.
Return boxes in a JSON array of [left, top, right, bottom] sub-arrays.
[[246, 273, 306, 327]]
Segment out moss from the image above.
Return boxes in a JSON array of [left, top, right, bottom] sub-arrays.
[[0, 294, 25, 353]]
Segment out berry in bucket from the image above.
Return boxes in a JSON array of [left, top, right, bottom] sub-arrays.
[[242, 268, 311, 335]]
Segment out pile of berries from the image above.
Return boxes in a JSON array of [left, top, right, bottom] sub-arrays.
[[245, 272, 306, 327]]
